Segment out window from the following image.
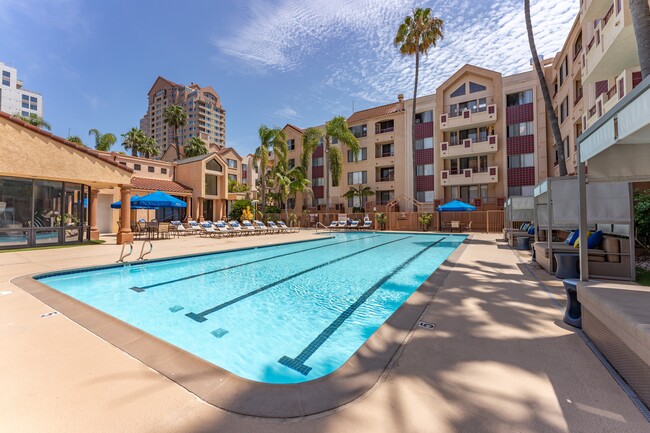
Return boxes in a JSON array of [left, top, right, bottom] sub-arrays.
[[509, 186, 534, 196], [507, 121, 534, 137], [242, 164, 247, 172], [288, 159, 295, 169], [375, 120, 394, 134], [347, 171, 367, 185], [228, 174, 238, 181], [206, 159, 223, 172], [349, 124, 367, 138], [563, 136, 570, 158], [2, 70, 9, 86], [415, 110, 433, 123], [376, 143, 394, 158], [450, 83, 466, 98], [416, 191, 434, 202], [227, 159, 237, 169], [161, 168, 168, 174], [506, 90, 533, 106], [416, 164, 434, 176], [469, 82, 486, 93], [205, 174, 218, 195], [22, 94, 29, 101], [378, 167, 394, 181], [559, 57, 568, 86], [378, 190, 394, 204], [560, 97, 569, 123], [348, 147, 367, 162], [287, 139, 295, 150], [148, 166, 155, 173], [312, 157, 323, 167], [348, 196, 362, 208], [331, 137, 338, 144], [507, 153, 534, 168], [415, 137, 433, 150], [1, 70, 9, 77], [312, 177, 324, 186], [134, 164, 141, 171]]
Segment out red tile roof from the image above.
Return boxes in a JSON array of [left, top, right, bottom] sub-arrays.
[[0, 111, 132, 173], [131, 177, 192, 194], [346, 102, 404, 124]]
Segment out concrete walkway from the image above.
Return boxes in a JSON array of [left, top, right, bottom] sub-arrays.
[[0, 233, 648, 432]]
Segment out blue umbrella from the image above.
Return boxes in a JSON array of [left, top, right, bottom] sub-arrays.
[[437, 200, 476, 212], [132, 191, 187, 208], [110, 195, 157, 209]]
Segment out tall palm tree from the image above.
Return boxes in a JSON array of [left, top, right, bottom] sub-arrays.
[[253, 126, 287, 213], [67, 135, 84, 146], [140, 135, 160, 158], [274, 165, 311, 221], [630, 0, 650, 79], [343, 185, 375, 211], [525, 0, 567, 176], [162, 105, 188, 161], [13, 113, 51, 130], [121, 127, 145, 157], [88, 129, 117, 152], [395, 8, 443, 208], [301, 116, 359, 211], [184, 136, 208, 157]]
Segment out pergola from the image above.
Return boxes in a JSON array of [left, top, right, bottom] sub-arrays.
[[577, 78, 650, 281], [504, 196, 534, 229]]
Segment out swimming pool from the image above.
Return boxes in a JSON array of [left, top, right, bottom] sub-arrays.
[[36, 232, 466, 384]]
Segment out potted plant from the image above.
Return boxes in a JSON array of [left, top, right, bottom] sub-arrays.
[[375, 212, 387, 230], [418, 213, 433, 231]]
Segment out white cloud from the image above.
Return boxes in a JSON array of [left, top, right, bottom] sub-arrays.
[[217, 0, 579, 106], [274, 105, 301, 120]]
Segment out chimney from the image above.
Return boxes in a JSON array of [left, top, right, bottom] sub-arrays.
[[398, 94, 404, 102]]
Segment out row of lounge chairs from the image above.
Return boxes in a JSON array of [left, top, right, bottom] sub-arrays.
[[328, 219, 373, 230], [169, 220, 299, 238]]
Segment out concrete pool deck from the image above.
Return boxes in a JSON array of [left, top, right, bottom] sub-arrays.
[[1, 232, 648, 432]]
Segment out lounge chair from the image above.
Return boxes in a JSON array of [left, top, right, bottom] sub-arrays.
[[214, 221, 234, 236], [228, 220, 248, 236], [267, 221, 288, 233], [187, 221, 203, 234], [358, 220, 372, 230], [349, 220, 360, 229], [277, 221, 298, 233], [173, 221, 190, 236], [253, 220, 273, 234], [241, 220, 260, 234], [328, 221, 339, 228], [199, 222, 219, 237]]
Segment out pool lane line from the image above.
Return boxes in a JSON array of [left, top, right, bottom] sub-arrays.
[[278, 236, 447, 376], [185, 235, 414, 323], [129, 234, 382, 292]]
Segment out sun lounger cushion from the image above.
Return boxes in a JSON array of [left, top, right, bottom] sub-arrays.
[[603, 236, 621, 263], [566, 230, 580, 245], [587, 230, 604, 249]]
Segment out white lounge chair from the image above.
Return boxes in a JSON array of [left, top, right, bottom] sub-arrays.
[[214, 221, 234, 236], [253, 220, 274, 234], [277, 221, 298, 233], [241, 220, 260, 234], [228, 220, 248, 236], [187, 220, 203, 234], [358, 220, 372, 229], [267, 221, 288, 233], [199, 222, 219, 237]]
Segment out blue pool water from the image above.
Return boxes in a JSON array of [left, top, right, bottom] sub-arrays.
[[37, 232, 465, 384]]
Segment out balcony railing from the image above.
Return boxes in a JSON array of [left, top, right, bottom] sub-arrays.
[[439, 104, 497, 131], [377, 174, 395, 182], [574, 88, 584, 106], [375, 150, 394, 158], [440, 166, 499, 186], [603, 4, 614, 26], [440, 135, 497, 158], [606, 84, 617, 100], [377, 126, 394, 134]]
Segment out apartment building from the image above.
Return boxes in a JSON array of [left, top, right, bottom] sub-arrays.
[[0, 61, 43, 119], [139, 76, 226, 157]]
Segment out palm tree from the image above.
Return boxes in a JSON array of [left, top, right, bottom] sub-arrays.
[[13, 113, 51, 130], [301, 116, 359, 211], [162, 105, 188, 161], [525, 0, 567, 176], [88, 129, 117, 152], [67, 135, 84, 146], [274, 165, 311, 221], [140, 135, 160, 158], [630, 0, 650, 79], [395, 8, 443, 207], [184, 136, 208, 158], [253, 126, 287, 213], [121, 127, 145, 157], [343, 185, 375, 211]]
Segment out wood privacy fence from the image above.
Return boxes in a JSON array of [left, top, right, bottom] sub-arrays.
[[262, 211, 506, 233]]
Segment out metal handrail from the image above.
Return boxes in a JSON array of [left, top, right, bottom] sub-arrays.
[[117, 242, 133, 263], [315, 222, 332, 234], [138, 240, 153, 260]]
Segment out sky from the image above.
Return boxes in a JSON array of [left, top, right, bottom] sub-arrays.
[[0, 0, 579, 156]]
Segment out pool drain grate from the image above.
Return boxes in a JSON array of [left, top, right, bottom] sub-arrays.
[[418, 321, 435, 329]]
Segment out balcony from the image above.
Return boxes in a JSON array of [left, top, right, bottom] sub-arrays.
[[582, 2, 637, 84], [440, 135, 497, 158], [440, 166, 498, 186], [439, 104, 497, 131], [580, 0, 616, 22], [376, 174, 395, 182]]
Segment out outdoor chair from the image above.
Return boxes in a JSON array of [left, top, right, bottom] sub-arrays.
[[228, 221, 247, 236], [199, 222, 219, 238], [158, 222, 171, 239], [241, 220, 260, 234], [214, 221, 234, 237], [450, 221, 461, 233], [277, 221, 298, 233]]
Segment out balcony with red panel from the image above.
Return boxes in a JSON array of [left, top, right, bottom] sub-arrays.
[[439, 104, 497, 131], [440, 166, 498, 186], [440, 135, 497, 159]]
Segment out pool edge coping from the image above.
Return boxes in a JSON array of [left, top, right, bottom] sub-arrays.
[[11, 233, 471, 419]]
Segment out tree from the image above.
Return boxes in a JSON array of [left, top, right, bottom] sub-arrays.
[[183, 136, 208, 158], [88, 128, 117, 151], [162, 105, 188, 161], [395, 8, 444, 208], [630, 0, 650, 79], [253, 125, 287, 213], [67, 135, 85, 146], [274, 165, 312, 221], [301, 117, 359, 210], [121, 127, 146, 157], [343, 185, 375, 211], [140, 135, 160, 158], [13, 113, 51, 130], [525, 0, 567, 176]]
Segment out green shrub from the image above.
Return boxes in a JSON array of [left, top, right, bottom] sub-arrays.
[[228, 199, 252, 221]]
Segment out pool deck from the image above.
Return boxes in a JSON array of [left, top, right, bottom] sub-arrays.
[[1, 232, 648, 432]]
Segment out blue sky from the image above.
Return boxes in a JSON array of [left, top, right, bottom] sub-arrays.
[[0, 0, 578, 156]]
